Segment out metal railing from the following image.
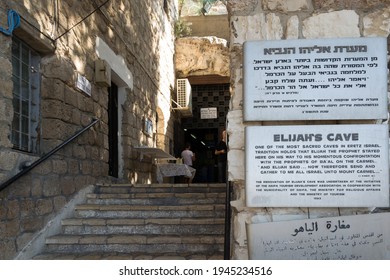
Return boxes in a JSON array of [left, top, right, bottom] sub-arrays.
[[224, 181, 232, 260], [0, 118, 100, 192]]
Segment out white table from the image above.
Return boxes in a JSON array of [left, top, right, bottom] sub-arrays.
[[133, 146, 176, 161], [156, 163, 196, 183]]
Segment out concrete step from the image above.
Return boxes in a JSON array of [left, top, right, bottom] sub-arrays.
[[74, 204, 225, 219], [33, 251, 224, 260], [43, 234, 224, 255], [85, 192, 225, 205], [95, 183, 227, 194], [61, 218, 225, 235]]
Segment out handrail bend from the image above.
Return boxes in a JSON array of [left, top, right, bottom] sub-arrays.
[[0, 118, 100, 192]]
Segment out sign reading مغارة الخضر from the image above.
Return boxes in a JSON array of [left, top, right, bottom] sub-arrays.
[[245, 124, 389, 207], [243, 37, 388, 121]]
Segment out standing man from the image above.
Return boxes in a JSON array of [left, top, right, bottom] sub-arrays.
[[181, 143, 195, 183], [215, 130, 227, 183]]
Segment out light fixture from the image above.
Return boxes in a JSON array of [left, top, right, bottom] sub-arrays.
[[200, 0, 226, 15], [201, 0, 222, 15], [201, 1, 212, 15]]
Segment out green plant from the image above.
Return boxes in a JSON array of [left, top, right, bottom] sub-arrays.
[[174, 19, 192, 38]]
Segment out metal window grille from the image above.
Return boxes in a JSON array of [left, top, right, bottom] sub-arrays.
[[11, 37, 40, 153]]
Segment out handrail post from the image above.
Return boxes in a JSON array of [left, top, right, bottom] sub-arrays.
[[0, 118, 100, 192], [224, 180, 232, 260]]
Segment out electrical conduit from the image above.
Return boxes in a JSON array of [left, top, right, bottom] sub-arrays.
[[0, 9, 20, 36]]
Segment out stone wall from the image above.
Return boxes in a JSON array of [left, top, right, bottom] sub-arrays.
[[226, 0, 390, 259], [181, 15, 230, 41], [175, 36, 230, 78], [0, 0, 178, 259]]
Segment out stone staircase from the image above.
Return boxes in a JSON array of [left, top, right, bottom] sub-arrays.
[[33, 183, 227, 260]]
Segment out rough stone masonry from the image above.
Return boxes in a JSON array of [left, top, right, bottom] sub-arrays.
[[226, 0, 390, 259]]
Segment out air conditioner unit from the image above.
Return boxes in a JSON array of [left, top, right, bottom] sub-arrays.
[[175, 78, 192, 117]]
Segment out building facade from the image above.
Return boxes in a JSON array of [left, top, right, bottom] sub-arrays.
[[0, 0, 179, 259], [226, 0, 390, 259], [2, 0, 390, 260]]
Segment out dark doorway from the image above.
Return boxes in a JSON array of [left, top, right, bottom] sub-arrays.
[[180, 83, 230, 183], [108, 82, 119, 178], [183, 128, 218, 183]]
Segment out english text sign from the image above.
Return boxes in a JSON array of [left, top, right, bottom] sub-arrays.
[[245, 124, 389, 207]]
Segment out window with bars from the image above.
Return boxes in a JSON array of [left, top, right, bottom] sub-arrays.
[[11, 37, 41, 153]]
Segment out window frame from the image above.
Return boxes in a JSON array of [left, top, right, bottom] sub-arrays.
[[11, 36, 41, 154]]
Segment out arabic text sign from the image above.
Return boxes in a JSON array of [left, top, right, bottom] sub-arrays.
[[243, 37, 388, 120], [245, 124, 389, 207], [200, 107, 217, 119], [247, 213, 390, 260]]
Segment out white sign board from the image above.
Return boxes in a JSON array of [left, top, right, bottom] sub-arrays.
[[76, 73, 92, 96], [200, 107, 217, 119], [247, 213, 390, 260], [243, 37, 388, 121], [144, 118, 153, 136], [246, 124, 389, 207]]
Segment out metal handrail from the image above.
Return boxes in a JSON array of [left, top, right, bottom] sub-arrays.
[[0, 118, 100, 192], [224, 180, 232, 260]]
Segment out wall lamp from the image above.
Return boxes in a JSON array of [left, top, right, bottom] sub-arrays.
[[201, 2, 212, 14], [201, 0, 219, 15]]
